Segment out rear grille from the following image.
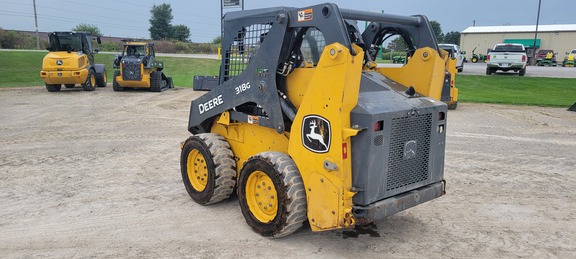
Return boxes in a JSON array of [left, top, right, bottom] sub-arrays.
[[386, 113, 432, 191], [122, 63, 141, 81]]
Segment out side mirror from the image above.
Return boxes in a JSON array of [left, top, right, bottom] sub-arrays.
[[461, 51, 466, 55], [97, 37, 102, 44]]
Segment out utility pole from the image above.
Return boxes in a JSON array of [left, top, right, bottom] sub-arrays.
[[533, 0, 542, 61], [33, 0, 40, 50]]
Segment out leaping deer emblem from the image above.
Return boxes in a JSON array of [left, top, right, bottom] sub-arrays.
[[306, 120, 328, 150]]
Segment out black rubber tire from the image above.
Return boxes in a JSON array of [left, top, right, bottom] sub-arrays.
[[448, 101, 458, 110], [519, 68, 526, 76], [64, 84, 75, 88], [96, 68, 107, 87], [457, 66, 463, 73], [486, 67, 493, 75], [112, 70, 125, 91], [45, 84, 61, 92], [82, 69, 96, 91], [471, 57, 478, 63], [238, 152, 307, 238], [180, 133, 236, 205], [150, 71, 162, 92]]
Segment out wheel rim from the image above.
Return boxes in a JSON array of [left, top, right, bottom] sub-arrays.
[[103, 71, 107, 83], [90, 73, 96, 86], [246, 170, 278, 223], [187, 149, 208, 192]]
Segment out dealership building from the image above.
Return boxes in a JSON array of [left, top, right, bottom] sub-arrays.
[[460, 24, 576, 62]]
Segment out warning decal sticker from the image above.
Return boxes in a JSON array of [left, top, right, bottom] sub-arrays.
[[297, 9, 313, 22]]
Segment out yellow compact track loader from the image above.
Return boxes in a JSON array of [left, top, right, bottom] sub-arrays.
[[181, 3, 449, 238], [40, 32, 107, 92], [112, 41, 173, 92]]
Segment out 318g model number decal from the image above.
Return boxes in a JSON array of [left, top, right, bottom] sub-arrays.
[[235, 82, 250, 95]]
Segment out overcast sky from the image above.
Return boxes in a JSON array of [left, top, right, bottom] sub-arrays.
[[1, 0, 575, 43]]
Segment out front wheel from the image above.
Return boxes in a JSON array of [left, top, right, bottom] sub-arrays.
[[180, 133, 236, 205], [96, 68, 107, 87], [82, 69, 96, 91], [471, 57, 478, 63], [238, 152, 307, 238]]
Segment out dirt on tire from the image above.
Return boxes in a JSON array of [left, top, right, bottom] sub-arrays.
[[1, 86, 575, 257]]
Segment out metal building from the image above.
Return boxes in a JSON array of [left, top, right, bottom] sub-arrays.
[[460, 24, 576, 63]]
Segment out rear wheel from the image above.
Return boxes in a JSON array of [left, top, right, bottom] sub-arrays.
[[486, 67, 493, 75], [471, 57, 478, 63], [82, 69, 96, 91], [519, 68, 526, 76], [238, 152, 307, 238], [180, 133, 236, 205], [96, 68, 107, 87], [112, 70, 125, 91], [64, 84, 75, 88], [45, 84, 61, 92]]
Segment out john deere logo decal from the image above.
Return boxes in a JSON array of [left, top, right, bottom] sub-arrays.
[[56, 60, 63, 65], [302, 115, 330, 153]]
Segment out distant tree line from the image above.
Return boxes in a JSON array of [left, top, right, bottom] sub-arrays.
[[0, 28, 47, 49]]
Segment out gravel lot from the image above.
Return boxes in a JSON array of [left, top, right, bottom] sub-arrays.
[[1, 86, 575, 258]]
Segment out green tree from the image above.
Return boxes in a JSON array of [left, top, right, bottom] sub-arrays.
[[211, 35, 221, 45], [443, 31, 461, 45], [172, 24, 191, 41], [387, 36, 407, 52], [430, 20, 444, 43], [71, 23, 102, 36], [149, 3, 173, 40]]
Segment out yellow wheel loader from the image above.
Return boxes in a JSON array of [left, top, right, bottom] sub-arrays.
[[112, 41, 173, 92], [181, 3, 449, 238], [40, 32, 107, 92]]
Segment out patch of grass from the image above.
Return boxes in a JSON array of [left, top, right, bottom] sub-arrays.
[[456, 75, 576, 107], [0, 51, 45, 87], [2, 51, 574, 107], [0, 51, 219, 87]]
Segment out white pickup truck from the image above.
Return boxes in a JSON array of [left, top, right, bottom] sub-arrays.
[[486, 43, 527, 76]]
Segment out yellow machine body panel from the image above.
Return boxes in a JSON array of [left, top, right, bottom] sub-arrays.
[[286, 43, 362, 232], [40, 51, 89, 84], [444, 51, 459, 106], [376, 47, 448, 101], [285, 68, 315, 109], [211, 112, 290, 174]]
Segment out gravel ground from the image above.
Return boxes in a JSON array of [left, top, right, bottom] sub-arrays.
[[1, 86, 575, 258]]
